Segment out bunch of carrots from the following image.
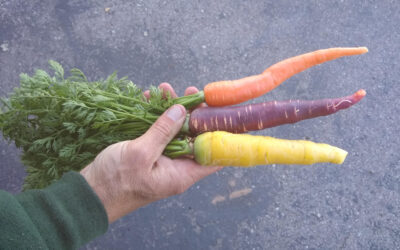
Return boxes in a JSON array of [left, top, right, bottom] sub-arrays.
[[0, 47, 368, 175], [183, 47, 368, 166]]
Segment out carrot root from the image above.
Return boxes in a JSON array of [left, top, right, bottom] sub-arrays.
[[189, 89, 366, 134], [204, 47, 368, 107], [194, 131, 347, 166]]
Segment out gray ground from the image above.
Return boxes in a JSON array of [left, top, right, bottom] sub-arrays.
[[1, 0, 399, 249]]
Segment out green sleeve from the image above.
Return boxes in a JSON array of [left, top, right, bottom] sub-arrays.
[[0, 171, 109, 250]]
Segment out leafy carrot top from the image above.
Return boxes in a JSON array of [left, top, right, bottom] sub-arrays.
[[0, 61, 200, 189]]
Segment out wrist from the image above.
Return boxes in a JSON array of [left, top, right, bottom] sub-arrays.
[[80, 166, 113, 221]]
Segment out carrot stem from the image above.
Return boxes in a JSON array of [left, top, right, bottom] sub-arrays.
[[173, 91, 205, 109], [163, 138, 193, 158]]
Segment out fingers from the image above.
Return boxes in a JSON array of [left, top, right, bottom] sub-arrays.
[[144, 82, 178, 100], [143, 90, 150, 99], [170, 158, 222, 186], [184, 86, 199, 96], [159, 82, 178, 98], [182, 160, 222, 182], [139, 104, 187, 161], [145, 84, 206, 109]]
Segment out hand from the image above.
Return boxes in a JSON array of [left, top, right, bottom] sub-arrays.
[[80, 83, 221, 223], [143, 82, 207, 109]]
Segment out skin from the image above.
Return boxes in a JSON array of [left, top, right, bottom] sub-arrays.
[[80, 83, 220, 223]]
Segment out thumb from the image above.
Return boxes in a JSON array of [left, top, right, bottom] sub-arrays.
[[140, 104, 187, 159]]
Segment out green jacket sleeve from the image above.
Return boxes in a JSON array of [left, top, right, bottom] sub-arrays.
[[0, 171, 109, 250]]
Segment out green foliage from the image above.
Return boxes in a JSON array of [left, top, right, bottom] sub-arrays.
[[0, 61, 202, 190]]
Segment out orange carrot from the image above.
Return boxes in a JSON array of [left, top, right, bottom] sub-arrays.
[[204, 47, 368, 107]]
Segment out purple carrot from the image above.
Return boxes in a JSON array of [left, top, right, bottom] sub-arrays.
[[188, 89, 366, 134]]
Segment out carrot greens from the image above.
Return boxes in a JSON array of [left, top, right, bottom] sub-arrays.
[[0, 61, 197, 189]]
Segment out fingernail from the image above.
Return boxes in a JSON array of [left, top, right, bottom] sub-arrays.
[[166, 105, 184, 121]]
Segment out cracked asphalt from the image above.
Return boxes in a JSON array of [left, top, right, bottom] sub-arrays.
[[1, 1, 399, 249]]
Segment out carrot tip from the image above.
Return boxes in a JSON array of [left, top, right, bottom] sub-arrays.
[[358, 47, 369, 54], [355, 89, 366, 97], [352, 89, 366, 103]]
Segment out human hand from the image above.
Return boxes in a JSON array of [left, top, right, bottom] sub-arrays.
[[80, 83, 221, 223]]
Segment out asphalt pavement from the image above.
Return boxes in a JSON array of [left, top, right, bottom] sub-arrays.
[[1, 1, 399, 249]]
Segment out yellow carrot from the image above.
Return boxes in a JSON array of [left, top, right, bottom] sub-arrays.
[[194, 131, 347, 166]]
